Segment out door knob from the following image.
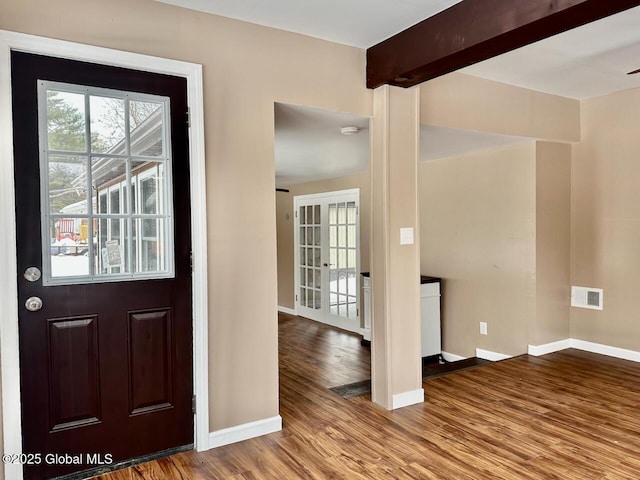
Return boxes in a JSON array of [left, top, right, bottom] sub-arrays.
[[25, 296, 43, 312], [23, 266, 41, 282]]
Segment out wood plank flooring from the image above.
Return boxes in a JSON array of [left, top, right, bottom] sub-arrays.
[[96, 314, 640, 479]]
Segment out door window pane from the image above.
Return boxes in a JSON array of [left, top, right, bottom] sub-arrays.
[[347, 202, 356, 224], [314, 289, 321, 310], [48, 155, 87, 214], [300, 288, 307, 307], [90, 95, 125, 154], [130, 101, 164, 157], [49, 218, 90, 277], [47, 90, 86, 152], [313, 247, 321, 267], [39, 82, 174, 284], [97, 220, 129, 275]]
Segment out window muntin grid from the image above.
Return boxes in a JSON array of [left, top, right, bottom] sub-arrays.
[[38, 81, 174, 285]]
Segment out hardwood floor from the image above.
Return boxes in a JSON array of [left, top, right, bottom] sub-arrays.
[[96, 314, 640, 479]]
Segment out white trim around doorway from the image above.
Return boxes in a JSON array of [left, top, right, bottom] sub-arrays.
[[0, 30, 209, 480]]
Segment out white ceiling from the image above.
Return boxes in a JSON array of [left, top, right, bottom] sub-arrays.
[[160, 0, 640, 183], [275, 104, 530, 187], [461, 6, 640, 99], [155, 0, 462, 48], [274, 104, 370, 187]]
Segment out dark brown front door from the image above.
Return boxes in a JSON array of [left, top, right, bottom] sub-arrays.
[[11, 52, 193, 479]]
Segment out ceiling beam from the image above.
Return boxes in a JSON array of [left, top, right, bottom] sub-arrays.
[[366, 0, 640, 89]]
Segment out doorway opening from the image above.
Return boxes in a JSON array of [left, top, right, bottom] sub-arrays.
[[274, 102, 371, 395]]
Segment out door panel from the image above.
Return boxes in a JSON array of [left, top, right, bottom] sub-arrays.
[[294, 191, 360, 333], [128, 308, 173, 415], [48, 316, 101, 431], [11, 52, 193, 479], [296, 202, 323, 322]]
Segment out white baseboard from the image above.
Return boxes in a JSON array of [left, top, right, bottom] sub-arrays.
[[441, 351, 468, 362], [277, 305, 296, 316], [570, 339, 640, 363], [475, 348, 512, 362], [209, 415, 282, 449], [526, 338, 640, 364], [391, 389, 424, 409], [528, 339, 572, 357]]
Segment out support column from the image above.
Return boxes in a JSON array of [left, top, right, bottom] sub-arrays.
[[370, 85, 423, 410]]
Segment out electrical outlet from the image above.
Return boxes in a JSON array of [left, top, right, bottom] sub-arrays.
[[480, 322, 488, 335]]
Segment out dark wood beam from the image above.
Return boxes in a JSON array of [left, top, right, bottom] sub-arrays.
[[367, 0, 640, 89]]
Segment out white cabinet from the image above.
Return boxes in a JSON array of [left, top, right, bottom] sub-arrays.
[[361, 275, 371, 341], [420, 280, 441, 358], [361, 274, 441, 357]]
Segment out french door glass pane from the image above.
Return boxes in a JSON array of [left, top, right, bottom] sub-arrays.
[[329, 204, 336, 224], [347, 202, 356, 224], [300, 288, 307, 307], [314, 289, 321, 309], [338, 203, 346, 223]]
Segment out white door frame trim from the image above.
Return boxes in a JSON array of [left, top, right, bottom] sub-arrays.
[[0, 30, 209, 479]]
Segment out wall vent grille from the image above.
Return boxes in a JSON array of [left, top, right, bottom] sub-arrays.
[[571, 286, 603, 310]]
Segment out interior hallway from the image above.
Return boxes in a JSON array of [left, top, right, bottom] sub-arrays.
[[97, 313, 640, 479]]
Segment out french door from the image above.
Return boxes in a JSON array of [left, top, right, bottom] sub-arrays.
[[294, 189, 360, 333], [12, 52, 193, 479]]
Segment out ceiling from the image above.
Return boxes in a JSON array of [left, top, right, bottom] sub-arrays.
[[155, 0, 462, 48], [461, 6, 640, 99], [275, 104, 529, 187], [274, 104, 370, 187], [159, 1, 640, 184]]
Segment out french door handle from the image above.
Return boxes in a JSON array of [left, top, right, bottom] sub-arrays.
[[323, 263, 335, 267]]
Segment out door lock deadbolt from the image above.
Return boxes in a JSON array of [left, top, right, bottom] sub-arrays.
[[23, 267, 41, 282]]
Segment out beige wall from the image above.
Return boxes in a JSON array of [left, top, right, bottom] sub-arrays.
[[420, 73, 581, 143], [534, 142, 571, 346], [1, 0, 372, 433], [571, 87, 640, 349], [419, 142, 537, 357], [276, 171, 370, 311]]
